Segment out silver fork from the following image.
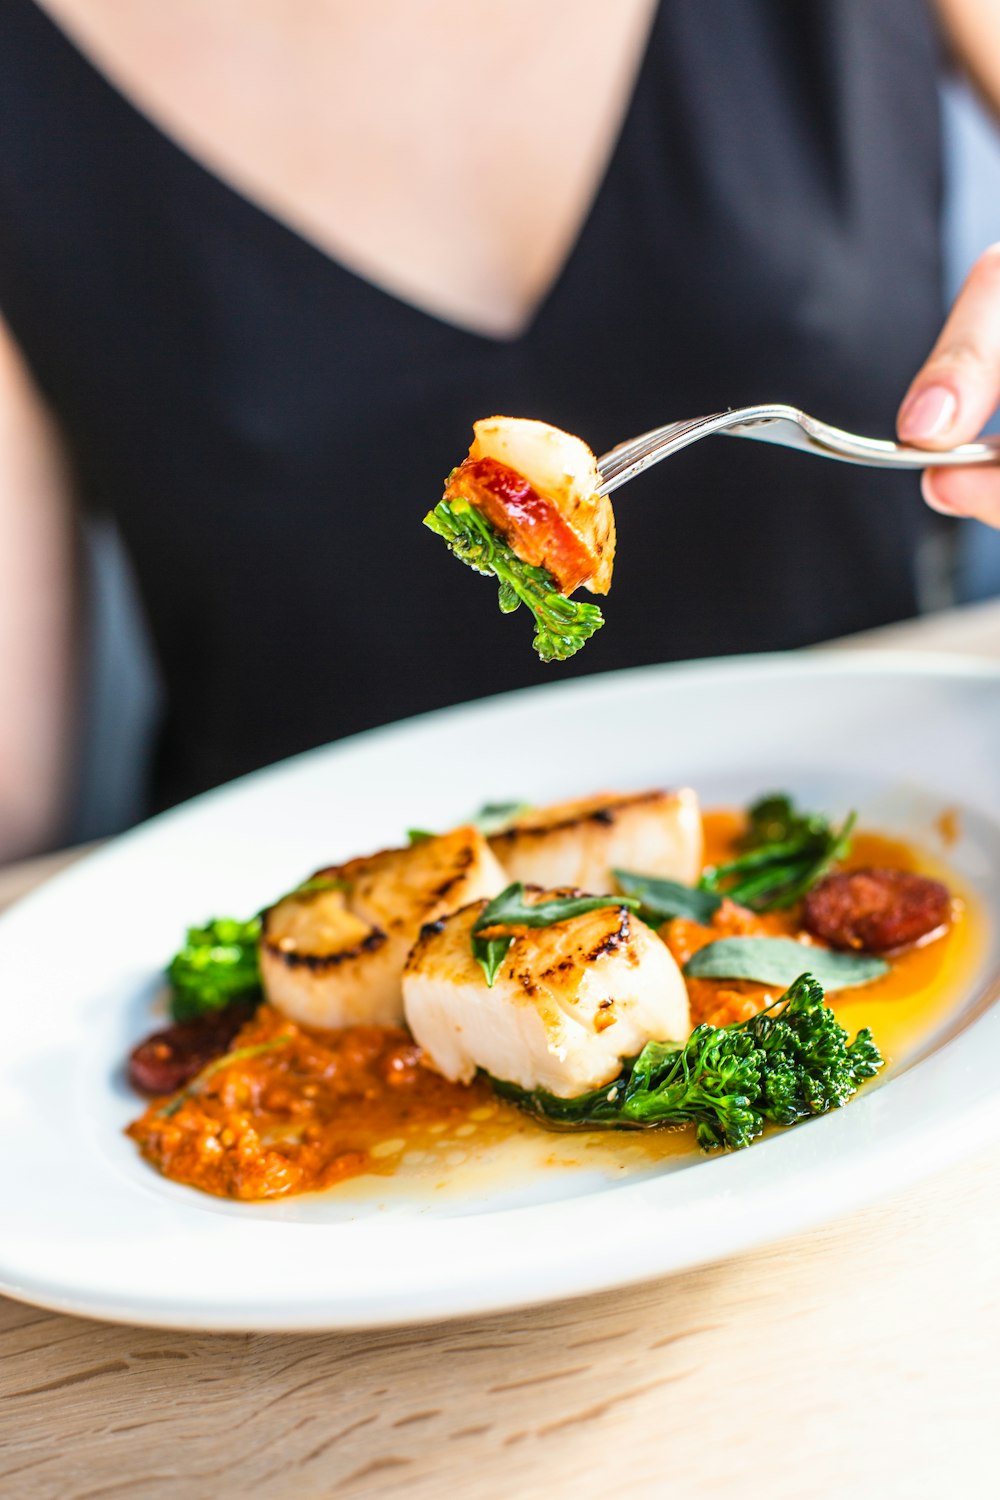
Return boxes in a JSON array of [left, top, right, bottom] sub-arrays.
[[595, 402, 1000, 496]]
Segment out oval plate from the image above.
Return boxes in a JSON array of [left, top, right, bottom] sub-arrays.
[[2, 652, 999, 1330]]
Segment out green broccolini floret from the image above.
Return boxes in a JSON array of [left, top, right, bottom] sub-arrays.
[[167, 916, 263, 1021], [424, 496, 604, 662], [490, 973, 883, 1151]]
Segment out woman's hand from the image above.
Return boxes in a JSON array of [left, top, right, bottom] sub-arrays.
[[897, 243, 1000, 527]]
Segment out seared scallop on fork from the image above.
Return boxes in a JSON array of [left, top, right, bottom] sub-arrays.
[[403, 891, 690, 1097], [447, 416, 616, 596], [260, 827, 508, 1027], [487, 789, 702, 894]]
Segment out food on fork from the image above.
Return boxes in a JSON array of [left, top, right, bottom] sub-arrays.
[[452, 417, 615, 594], [259, 826, 507, 1027], [487, 789, 702, 893], [425, 416, 615, 662], [403, 889, 689, 1096]]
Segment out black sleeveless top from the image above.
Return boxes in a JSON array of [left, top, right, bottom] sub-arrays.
[[0, 1, 943, 811]]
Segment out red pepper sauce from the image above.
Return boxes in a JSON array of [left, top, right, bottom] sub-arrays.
[[445, 455, 595, 593], [127, 1011, 495, 1200]]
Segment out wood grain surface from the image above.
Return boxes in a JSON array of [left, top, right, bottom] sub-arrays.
[[2, 603, 999, 1500]]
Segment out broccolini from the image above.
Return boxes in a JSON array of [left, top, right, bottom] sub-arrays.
[[167, 916, 263, 1021], [424, 496, 604, 662], [491, 973, 883, 1151]]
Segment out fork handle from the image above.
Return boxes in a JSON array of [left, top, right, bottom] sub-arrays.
[[725, 408, 1000, 470], [596, 403, 1000, 497]]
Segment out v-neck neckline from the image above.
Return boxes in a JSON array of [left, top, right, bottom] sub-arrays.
[[26, 0, 660, 346]]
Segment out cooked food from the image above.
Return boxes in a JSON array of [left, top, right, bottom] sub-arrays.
[[259, 826, 507, 1027], [425, 416, 614, 662], [127, 788, 967, 1200], [402, 889, 690, 1097], [128, 1002, 257, 1094], [167, 916, 262, 1020], [127, 1009, 492, 1200], [488, 789, 702, 893], [450, 417, 615, 595], [493, 974, 883, 1150], [804, 868, 951, 953], [698, 793, 856, 912]]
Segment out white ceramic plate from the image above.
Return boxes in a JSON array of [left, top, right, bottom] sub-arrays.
[[2, 652, 999, 1331]]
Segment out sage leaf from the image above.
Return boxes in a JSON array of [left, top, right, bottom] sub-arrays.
[[471, 882, 639, 988], [474, 801, 533, 835], [683, 937, 888, 990], [613, 869, 722, 925], [474, 934, 517, 988]]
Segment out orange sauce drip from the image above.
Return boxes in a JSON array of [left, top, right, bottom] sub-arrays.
[[127, 810, 985, 1200]]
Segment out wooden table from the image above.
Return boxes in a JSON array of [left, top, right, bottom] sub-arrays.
[[3, 603, 1000, 1500]]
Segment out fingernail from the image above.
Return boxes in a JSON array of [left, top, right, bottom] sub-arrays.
[[921, 471, 963, 515], [899, 384, 958, 441]]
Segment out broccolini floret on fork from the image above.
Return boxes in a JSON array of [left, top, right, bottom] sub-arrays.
[[425, 416, 616, 662]]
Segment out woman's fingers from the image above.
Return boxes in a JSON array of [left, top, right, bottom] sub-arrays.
[[897, 244, 1000, 528], [921, 465, 1000, 527], [899, 244, 1000, 448]]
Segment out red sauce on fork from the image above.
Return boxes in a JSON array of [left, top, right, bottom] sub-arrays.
[[446, 455, 595, 593]]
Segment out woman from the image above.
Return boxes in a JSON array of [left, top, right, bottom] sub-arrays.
[[1, 0, 999, 861]]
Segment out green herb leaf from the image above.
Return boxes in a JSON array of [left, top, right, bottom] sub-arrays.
[[424, 498, 604, 663], [700, 795, 856, 912], [474, 801, 533, 835], [492, 973, 884, 1150], [683, 937, 888, 989], [407, 801, 533, 845], [741, 794, 829, 850], [167, 917, 263, 1022], [612, 868, 722, 925], [473, 935, 518, 989], [471, 882, 640, 987]]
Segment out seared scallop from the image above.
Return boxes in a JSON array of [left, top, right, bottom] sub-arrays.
[[403, 892, 690, 1097], [260, 827, 508, 1027], [488, 789, 702, 893], [444, 416, 615, 595]]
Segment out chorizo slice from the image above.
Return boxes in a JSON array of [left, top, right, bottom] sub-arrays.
[[803, 868, 951, 954], [128, 1001, 256, 1096]]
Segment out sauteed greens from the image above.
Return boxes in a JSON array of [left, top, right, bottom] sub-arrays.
[[491, 973, 884, 1150], [167, 917, 262, 1021], [701, 794, 856, 912], [617, 793, 855, 919], [424, 496, 604, 662]]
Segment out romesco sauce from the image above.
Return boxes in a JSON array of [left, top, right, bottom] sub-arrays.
[[127, 1007, 495, 1200]]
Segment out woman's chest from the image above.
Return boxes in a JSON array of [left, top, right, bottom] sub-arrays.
[[37, 0, 657, 337]]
